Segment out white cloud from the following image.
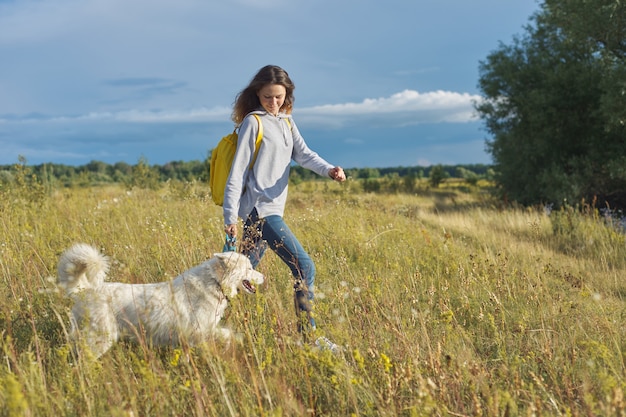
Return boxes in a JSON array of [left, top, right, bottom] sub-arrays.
[[297, 90, 483, 127], [0, 90, 482, 128], [0, 106, 231, 124], [307, 90, 480, 117]]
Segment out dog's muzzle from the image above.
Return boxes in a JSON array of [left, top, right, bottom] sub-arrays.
[[242, 270, 264, 294], [242, 280, 257, 294]]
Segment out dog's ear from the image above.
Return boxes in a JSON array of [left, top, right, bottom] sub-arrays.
[[214, 252, 235, 261], [213, 252, 238, 268], [214, 252, 241, 260]]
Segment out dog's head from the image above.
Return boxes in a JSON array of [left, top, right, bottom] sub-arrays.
[[213, 252, 265, 299]]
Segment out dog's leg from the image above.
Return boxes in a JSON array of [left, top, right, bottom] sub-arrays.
[[213, 327, 237, 349], [71, 297, 119, 359], [71, 322, 116, 359], [215, 327, 232, 340], [81, 324, 117, 359]]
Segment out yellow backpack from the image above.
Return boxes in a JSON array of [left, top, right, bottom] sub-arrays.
[[209, 114, 263, 206]]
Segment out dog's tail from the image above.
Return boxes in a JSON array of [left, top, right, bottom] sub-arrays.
[[57, 243, 109, 295]]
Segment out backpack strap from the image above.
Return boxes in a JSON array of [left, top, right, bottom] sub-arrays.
[[248, 115, 290, 169], [250, 114, 263, 169]]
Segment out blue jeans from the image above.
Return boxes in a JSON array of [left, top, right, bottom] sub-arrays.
[[242, 208, 317, 332]]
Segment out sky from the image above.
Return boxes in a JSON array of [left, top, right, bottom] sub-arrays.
[[0, 0, 541, 169]]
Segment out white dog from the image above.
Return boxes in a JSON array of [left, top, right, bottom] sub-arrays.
[[57, 243, 264, 358]]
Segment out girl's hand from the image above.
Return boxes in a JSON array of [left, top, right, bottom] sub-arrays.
[[329, 166, 346, 182], [225, 224, 238, 238]]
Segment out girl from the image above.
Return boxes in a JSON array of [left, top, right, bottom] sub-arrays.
[[223, 65, 346, 350]]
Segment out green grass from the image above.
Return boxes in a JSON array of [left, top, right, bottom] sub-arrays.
[[0, 179, 625, 416]]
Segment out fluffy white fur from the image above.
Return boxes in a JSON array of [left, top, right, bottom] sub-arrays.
[[57, 243, 264, 358]]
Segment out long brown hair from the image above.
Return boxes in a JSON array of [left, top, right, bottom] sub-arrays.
[[232, 65, 295, 124]]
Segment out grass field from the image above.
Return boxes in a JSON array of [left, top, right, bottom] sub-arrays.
[[0, 179, 625, 416]]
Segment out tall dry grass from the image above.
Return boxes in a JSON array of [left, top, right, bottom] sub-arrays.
[[0, 179, 624, 416]]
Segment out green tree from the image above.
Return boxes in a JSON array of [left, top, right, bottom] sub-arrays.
[[428, 165, 448, 188], [476, 0, 626, 208], [403, 172, 418, 193], [129, 156, 160, 190], [543, 0, 626, 132], [358, 168, 380, 179], [456, 167, 479, 186], [85, 160, 107, 174]]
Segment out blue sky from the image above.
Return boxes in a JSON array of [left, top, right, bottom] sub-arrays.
[[0, 0, 540, 168]]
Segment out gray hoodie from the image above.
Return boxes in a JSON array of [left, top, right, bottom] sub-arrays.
[[223, 110, 334, 226]]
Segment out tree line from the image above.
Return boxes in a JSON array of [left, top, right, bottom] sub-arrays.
[[0, 155, 491, 190]]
